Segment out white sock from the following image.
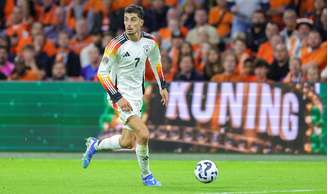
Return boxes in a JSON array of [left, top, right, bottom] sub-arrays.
[[136, 144, 151, 178], [95, 135, 122, 151]]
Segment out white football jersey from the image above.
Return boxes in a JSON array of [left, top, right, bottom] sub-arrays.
[[97, 32, 166, 102]]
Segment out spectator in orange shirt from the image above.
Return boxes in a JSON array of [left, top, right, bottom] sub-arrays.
[[5, 6, 29, 54], [11, 45, 44, 81], [15, 22, 41, 50], [203, 46, 224, 80], [258, 35, 284, 65], [37, 0, 58, 26], [231, 36, 251, 73], [257, 22, 280, 64], [10, 58, 40, 81], [159, 19, 188, 50], [301, 30, 327, 71], [69, 18, 93, 54], [15, 22, 57, 57], [208, 0, 234, 38], [240, 57, 256, 82], [44, 6, 74, 42], [32, 33, 57, 57], [5, 6, 26, 30], [253, 58, 270, 82], [211, 51, 241, 82], [267, 0, 294, 27], [283, 57, 303, 83]]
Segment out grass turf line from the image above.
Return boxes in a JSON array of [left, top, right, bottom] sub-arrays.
[[0, 156, 326, 194]]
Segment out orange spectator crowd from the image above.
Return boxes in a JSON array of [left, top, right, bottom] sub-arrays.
[[0, 0, 326, 83]]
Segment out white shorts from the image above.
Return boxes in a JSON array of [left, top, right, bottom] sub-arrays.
[[108, 96, 143, 131]]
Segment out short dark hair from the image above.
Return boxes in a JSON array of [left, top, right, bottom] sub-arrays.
[[254, 58, 269, 69], [179, 54, 194, 65], [254, 9, 266, 16], [309, 30, 322, 38], [124, 4, 144, 19]]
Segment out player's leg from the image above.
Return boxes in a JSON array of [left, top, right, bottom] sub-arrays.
[[118, 128, 136, 149], [82, 129, 135, 168], [97, 128, 135, 150], [126, 115, 161, 186]]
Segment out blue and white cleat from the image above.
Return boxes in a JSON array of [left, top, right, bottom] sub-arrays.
[[142, 174, 161, 187], [82, 137, 98, 169]]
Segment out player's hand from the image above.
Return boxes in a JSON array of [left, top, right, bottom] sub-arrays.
[[160, 88, 169, 107], [117, 97, 133, 112]]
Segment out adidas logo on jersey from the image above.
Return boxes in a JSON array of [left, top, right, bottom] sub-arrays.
[[123, 52, 130, 57]]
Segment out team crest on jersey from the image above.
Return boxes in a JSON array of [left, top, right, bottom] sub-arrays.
[[143, 45, 151, 54]]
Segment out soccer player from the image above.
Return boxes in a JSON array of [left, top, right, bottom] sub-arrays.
[[82, 5, 168, 187]]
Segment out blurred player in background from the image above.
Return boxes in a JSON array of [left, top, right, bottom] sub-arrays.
[[82, 5, 168, 187]]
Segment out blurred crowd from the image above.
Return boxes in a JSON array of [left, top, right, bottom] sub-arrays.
[[0, 0, 326, 83]]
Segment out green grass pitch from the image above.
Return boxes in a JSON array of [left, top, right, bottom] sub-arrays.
[[0, 153, 326, 194]]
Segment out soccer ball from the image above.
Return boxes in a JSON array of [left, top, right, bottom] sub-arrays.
[[194, 160, 218, 183]]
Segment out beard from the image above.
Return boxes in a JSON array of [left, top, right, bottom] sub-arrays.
[[125, 29, 136, 35], [126, 32, 135, 36]]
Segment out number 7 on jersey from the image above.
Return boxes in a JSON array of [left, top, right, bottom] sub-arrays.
[[134, 57, 140, 67]]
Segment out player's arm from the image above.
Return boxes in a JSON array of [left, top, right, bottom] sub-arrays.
[[148, 41, 169, 106], [97, 40, 122, 103], [97, 41, 133, 111]]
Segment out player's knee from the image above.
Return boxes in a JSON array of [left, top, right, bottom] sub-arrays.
[[138, 128, 149, 144], [120, 140, 133, 149], [119, 137, 134, 149]]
